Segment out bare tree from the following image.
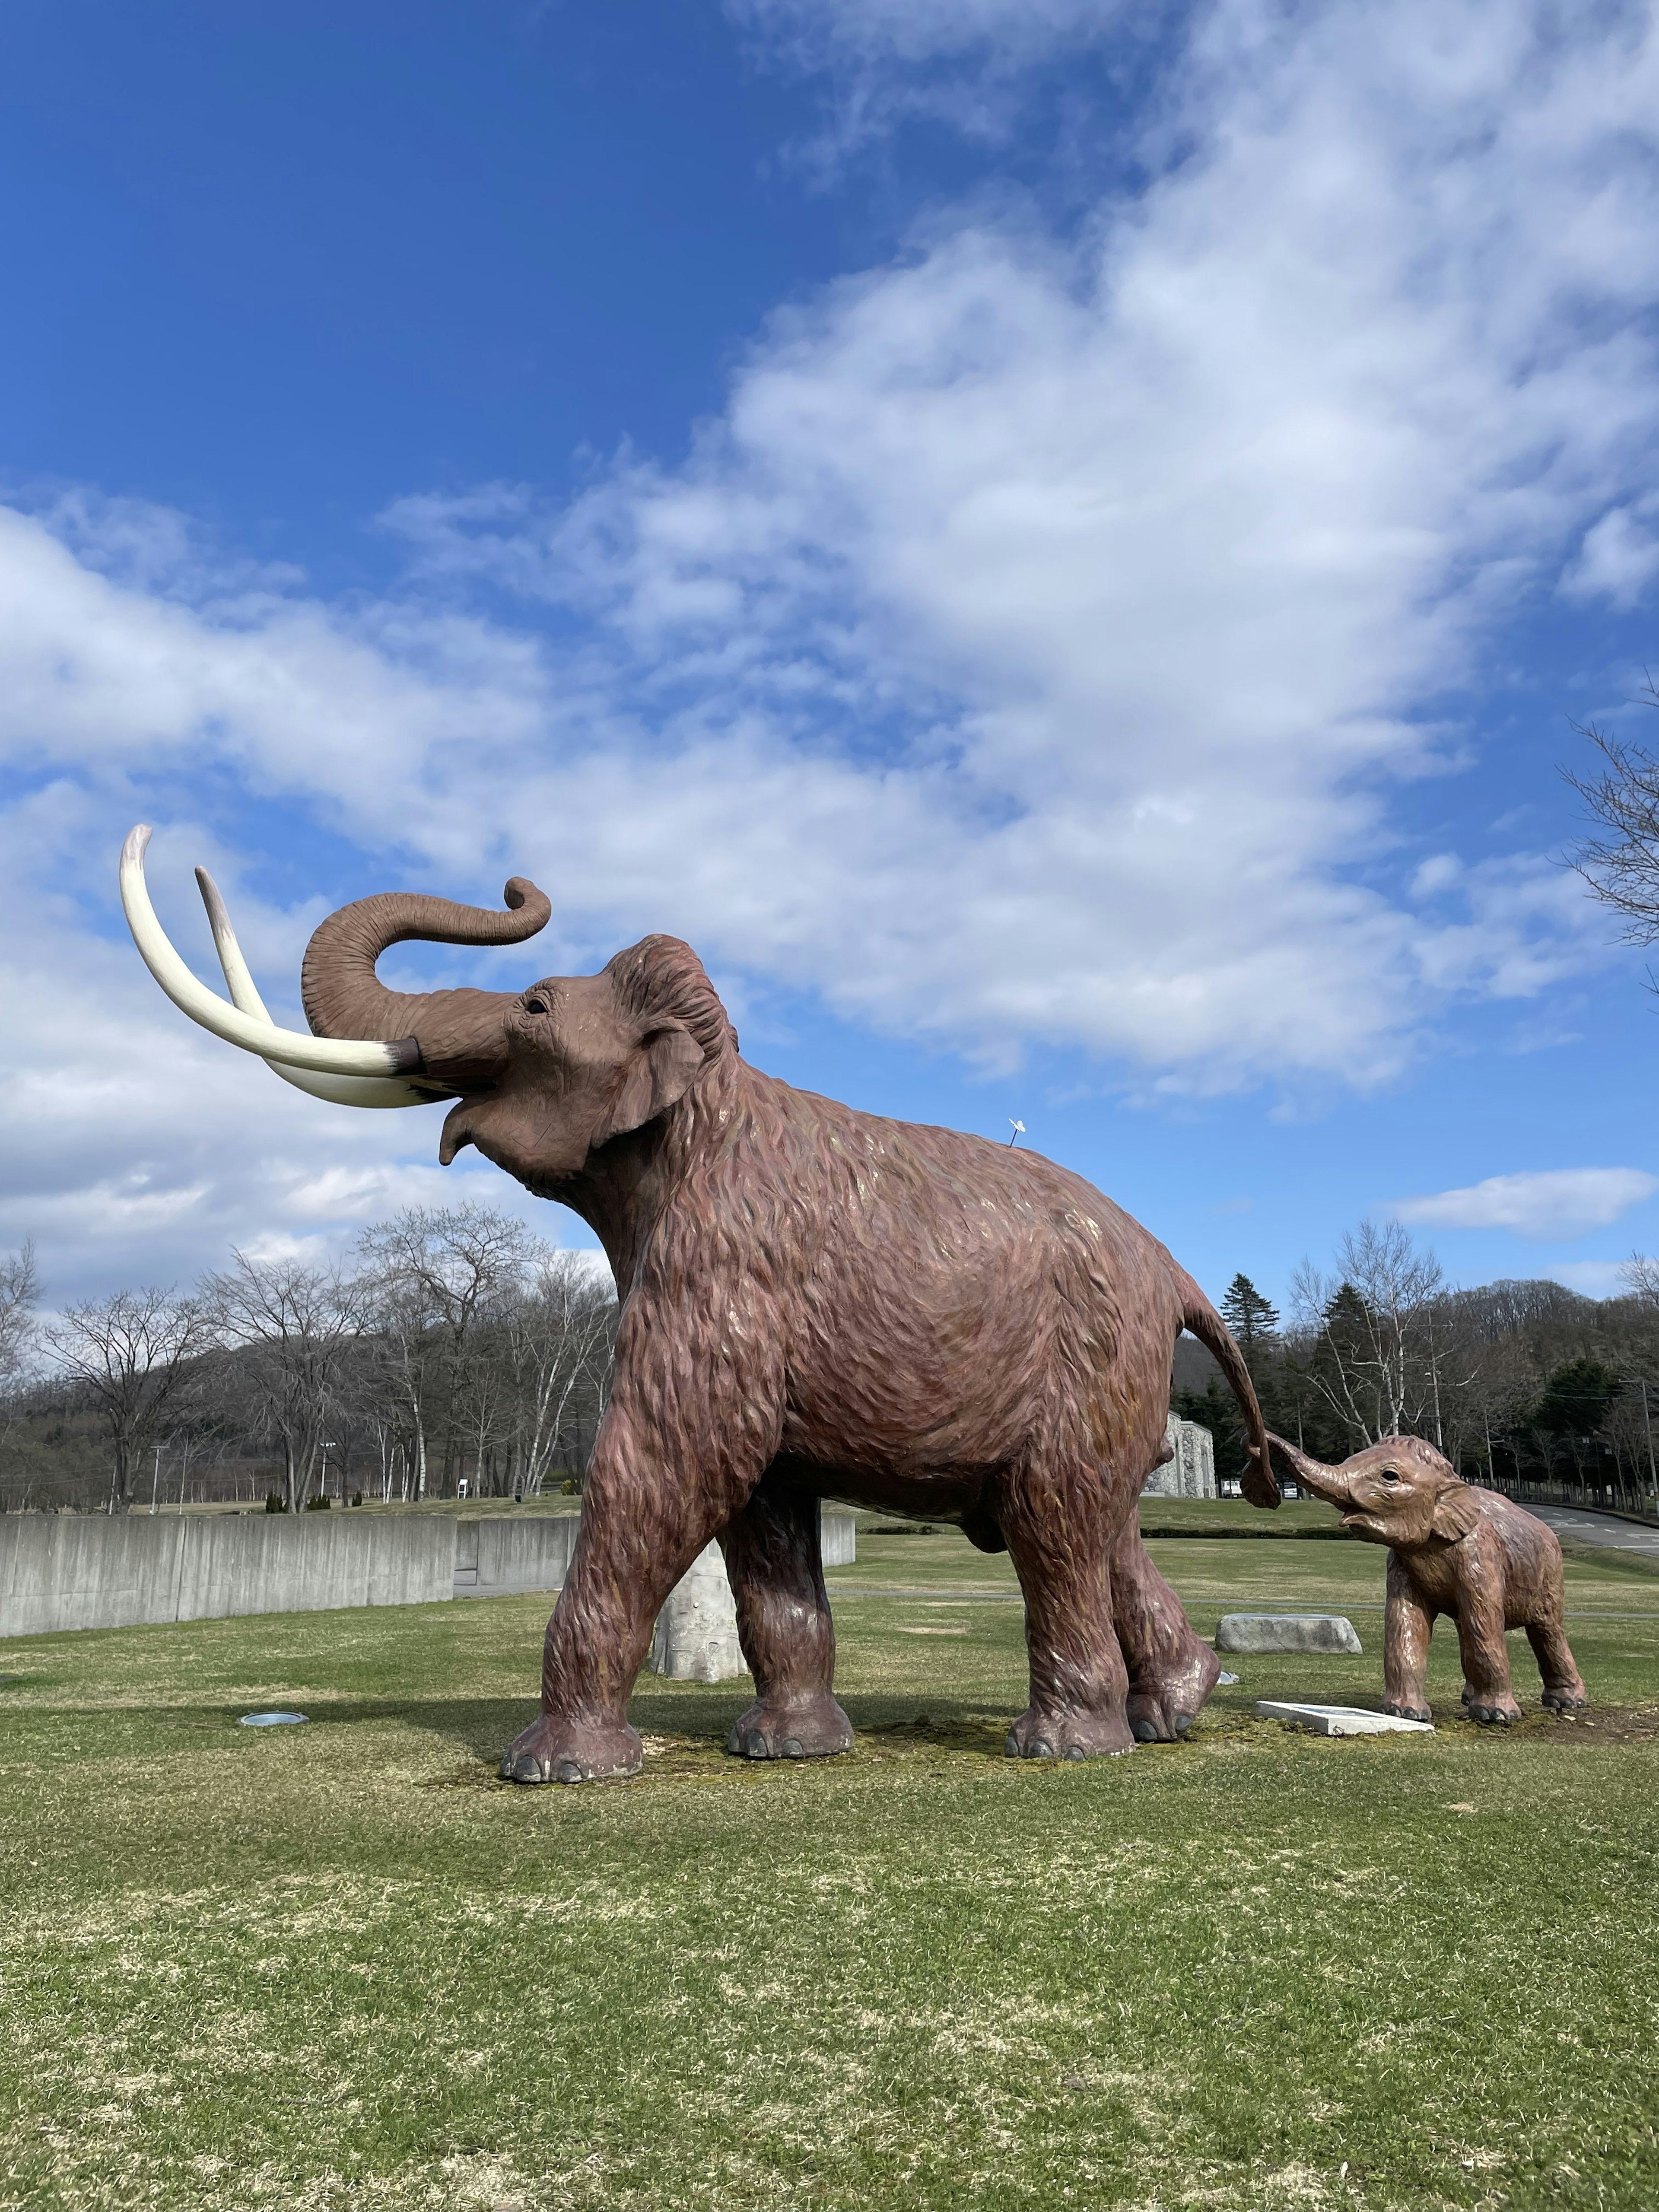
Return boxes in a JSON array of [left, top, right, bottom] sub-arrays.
[[0, 1243, 41, 1508], [0, 1241, 39, 1387], [43, 1287, 210, 1513], [1290, 1220, 1455, 1446], [1566, 693, 1659, 952], [354, 1205, 536, 1496], [1621, 1252, 1659, 1305], [501, 1253, 618, 1494], [201, 1253, 364, 1513]]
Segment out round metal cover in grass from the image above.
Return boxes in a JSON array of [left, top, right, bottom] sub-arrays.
[[238, 1711, 308, 1727]]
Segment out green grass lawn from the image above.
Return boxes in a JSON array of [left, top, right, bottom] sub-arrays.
[[3, 1529, 1657, 2212]]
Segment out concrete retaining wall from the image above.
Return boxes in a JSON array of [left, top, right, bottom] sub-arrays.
[[820, 1507, 856, 1568], [453, 1514, 582, 1599], [1, 1497, 858, 1639], [0, 1513, 455, 1639]]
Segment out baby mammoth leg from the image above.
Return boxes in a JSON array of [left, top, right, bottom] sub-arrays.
[[1382, 1554, 1435, 1722], [1528, 1614, 1588, 1713], [1111, 1516, 1220, 1743], [1454, 1578, 1521, 1724], [719, 1482, 853, 1761], [1001, 1463, 1135, 1761]]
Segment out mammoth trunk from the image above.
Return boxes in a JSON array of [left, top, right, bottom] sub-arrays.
[[300, 880, 553, 1082]]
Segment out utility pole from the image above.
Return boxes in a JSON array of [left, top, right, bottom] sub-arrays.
[[150, 1442, 163, 1514], [1642, 1380, 1658, 1510]]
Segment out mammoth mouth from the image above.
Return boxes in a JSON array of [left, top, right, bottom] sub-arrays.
[[439, 1102, 484, 1166]]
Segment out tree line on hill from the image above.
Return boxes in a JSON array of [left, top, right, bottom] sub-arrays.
[[0, 1206, 617, 1514], [4, 1201, 1657, 1519], [1175, 1220, 1659, 1516]]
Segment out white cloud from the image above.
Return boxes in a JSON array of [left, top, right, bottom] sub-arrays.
[[1560, 500, 1659, 610], [727, 0, 1128, 153], [1542, 1261, 1633, 1297], [3, 2, 1659, 1289], [1394, 1169, 1659, 1241]]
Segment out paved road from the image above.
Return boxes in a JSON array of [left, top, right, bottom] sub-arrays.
[[1529, 1503, 1659, 1560]]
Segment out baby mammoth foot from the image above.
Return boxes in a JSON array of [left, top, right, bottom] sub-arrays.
[[726, 1694, 854, 1761], [1541, 1685, 1589, 1713], [1383, 1698, 1433, 1723], [1127, 1643, 1221, 1744], [1004, 1706, 1135, 1761], [499, 1712, 642, 1785]]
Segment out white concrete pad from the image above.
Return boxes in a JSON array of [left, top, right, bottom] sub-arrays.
[[1255, 1700, 1433, 1736]]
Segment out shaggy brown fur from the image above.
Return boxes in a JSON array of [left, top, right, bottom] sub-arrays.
[[301, 902, 1278, 1783]]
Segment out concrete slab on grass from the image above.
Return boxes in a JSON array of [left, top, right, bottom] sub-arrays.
[[1256, 1701, 1433, 1736], [1217, 1612, 1363, 1655]]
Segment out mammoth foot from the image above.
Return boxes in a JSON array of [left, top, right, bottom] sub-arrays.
[[1383, 1699, 1433, 1724], [499, 1712, 642, 1785], [1004, 1706, 1135, 1762], [1465, 1699, 1521, 1726], [726, 1694, 854, 1761], [1126, 1642, 1220, 1745], [1541, 1686, 1588, 1714]]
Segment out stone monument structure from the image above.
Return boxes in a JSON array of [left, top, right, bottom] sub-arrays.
[[122, 827, 1279, 1782], [1141, 1413, 1215, 1499]]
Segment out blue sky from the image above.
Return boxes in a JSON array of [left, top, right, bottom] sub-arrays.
[[5, 0, 1659, 1312]]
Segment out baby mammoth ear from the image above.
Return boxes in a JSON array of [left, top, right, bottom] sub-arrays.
[[592, 1024, 706, 1150], [1431, 1479, 1481, 1543]]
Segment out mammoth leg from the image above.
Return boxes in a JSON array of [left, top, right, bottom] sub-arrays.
[[501, 1389, 772, 1785], [1454, 1576, 1521, 1725], [1112, 1516, 1219, 1743], [1382, 1554, 1435, 1722], [1528, 1615, 1588, 1713], [1001, 1460, 1135, 1761], [719, 1478, 853, 1761]]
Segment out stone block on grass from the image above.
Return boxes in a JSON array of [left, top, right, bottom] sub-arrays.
[[1216, 1612, 1363, 1655]]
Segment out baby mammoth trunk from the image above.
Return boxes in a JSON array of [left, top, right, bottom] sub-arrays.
[[1265, 1434, 1357, 1510]]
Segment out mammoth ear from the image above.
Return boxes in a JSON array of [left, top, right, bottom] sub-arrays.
[[592, 1024, 705, 1149], [1431, 1480, 1480, 1543]]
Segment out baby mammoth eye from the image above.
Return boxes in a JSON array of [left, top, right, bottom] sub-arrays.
[[524, 996, 549, 1017], [1380, 1468, 1400, 1483]]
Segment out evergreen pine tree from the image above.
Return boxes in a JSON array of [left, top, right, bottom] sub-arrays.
[[1220, 1274, 1280, 1373]]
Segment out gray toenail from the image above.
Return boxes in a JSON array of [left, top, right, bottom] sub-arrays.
[[781, 1738, 804, 1759], [1028, 1739, 1053, 1759], [727, 1726, 743, 1754], [1174, 1713, 1193, 1736], [1065, 1744, 1086, 1761], [554, 1759, 583, 1783], [1131, 1719, 1158, 1742], [1005, 1732, 1021, 1757], [743, 1729, 769, 1759]]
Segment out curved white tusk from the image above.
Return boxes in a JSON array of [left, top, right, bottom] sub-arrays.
[[120, 826, 423, 1079], [193, 867, 436, 1110]]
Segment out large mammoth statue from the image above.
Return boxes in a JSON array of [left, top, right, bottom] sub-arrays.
[[123, 827, 1277, 1782], [1268, 1433, 1587, 1724]]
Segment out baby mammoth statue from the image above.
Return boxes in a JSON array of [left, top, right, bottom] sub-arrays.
[[1268, 1433, 1586, 1725]]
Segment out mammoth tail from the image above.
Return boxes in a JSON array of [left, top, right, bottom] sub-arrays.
[[1169, 1265, 1279, 1511]]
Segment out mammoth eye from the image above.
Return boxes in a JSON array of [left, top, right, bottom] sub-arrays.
[[523, 996, 549, 1017], [1380, 1468, 1400, 1483]]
